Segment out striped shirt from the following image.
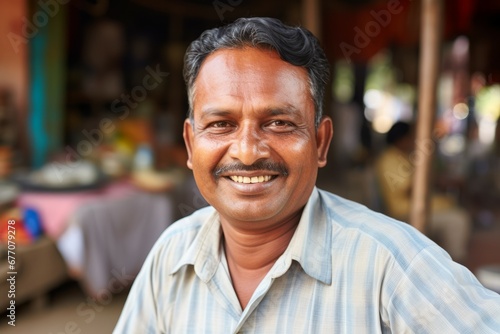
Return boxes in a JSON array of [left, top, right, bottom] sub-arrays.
[[114, 188, 500, 333]]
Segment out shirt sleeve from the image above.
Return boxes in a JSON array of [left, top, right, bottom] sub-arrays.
[[383, 246, 500, 333], [113, 249, 161, 334]]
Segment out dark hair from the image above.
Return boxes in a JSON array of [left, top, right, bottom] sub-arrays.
[[386, 122, 411, 145], [183, 17, 330, 128]]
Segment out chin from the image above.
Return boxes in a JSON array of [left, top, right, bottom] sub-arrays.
[[219, 205, 281, 224]]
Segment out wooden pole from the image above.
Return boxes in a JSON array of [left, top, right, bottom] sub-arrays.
[[303, 0, 321, 40], [410, 0, 443, 232]]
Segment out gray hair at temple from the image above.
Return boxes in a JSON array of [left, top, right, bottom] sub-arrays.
[[183, 17, 330, 128]]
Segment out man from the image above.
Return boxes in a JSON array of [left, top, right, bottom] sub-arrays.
[[375, 122, 470, 263], [114, 18, 500, 333]]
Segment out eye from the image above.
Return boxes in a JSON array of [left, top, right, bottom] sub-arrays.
[[205, 120, 235, 134], [267, 120, 295, 132], [271, 120, 288, 126], [210, 121, 231, 128]]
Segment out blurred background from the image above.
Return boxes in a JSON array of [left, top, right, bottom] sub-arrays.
[[0, 0, 499, 332]]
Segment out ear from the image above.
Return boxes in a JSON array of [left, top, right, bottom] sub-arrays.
[[316, 116, 333, 168], [183, 119, 194, 170]]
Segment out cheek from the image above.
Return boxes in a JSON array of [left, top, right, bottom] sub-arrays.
[[192, 138, 227, 172], [282, 137, 318, 161], [282, 139, 319, 180]]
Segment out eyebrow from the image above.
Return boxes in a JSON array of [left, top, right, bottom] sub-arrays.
[[199, 105, 302, 120], [198, 108, 233, 121], [264, 105, 302, 117]]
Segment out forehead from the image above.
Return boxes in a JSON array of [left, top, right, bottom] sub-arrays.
[[192, 47, 311, 113], [198, 46, 307, 76]]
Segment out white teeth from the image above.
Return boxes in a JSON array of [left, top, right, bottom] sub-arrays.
[[229, 175, 273, 184]]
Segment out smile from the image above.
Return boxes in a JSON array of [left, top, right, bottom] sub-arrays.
[[229, 175, 274, 184]]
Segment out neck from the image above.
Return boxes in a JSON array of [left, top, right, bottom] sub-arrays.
[[222, 214, 300, 269], [220, 211, 302, 309]]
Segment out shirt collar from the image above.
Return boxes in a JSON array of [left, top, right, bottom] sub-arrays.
[[170, 187, 332, 285], [278, 187, 332, 285], [169, 211, 222, 282]]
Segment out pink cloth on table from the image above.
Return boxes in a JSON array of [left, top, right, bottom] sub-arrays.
[[17, 180, 137, 239]]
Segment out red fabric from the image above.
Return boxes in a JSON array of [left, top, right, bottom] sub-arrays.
[[322, 0, 416, 63], [444, 0, 476, 37], [322, 0, 480, 64]]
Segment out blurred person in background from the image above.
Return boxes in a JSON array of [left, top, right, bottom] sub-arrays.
[[375, 121, 471, 263]]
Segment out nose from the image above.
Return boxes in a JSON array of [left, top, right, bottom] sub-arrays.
[[228, 122, 270, 165]]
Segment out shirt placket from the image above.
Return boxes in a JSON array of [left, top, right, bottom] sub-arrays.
[[232, 257, 290, 333]]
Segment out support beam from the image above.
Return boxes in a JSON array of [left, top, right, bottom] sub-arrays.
[[0, 0, 30, 166], [410, 0, 443, 232], [303, 0, 321, 40]]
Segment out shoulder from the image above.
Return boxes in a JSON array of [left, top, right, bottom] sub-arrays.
[[147, 206, 216, 265], [159, 205, 215, 239], [316, 188, 441, 267]]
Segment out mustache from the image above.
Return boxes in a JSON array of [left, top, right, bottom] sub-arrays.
[[213, 161, 289, 177]]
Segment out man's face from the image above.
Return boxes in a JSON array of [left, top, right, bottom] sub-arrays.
[[183, 47, 332, 227]]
